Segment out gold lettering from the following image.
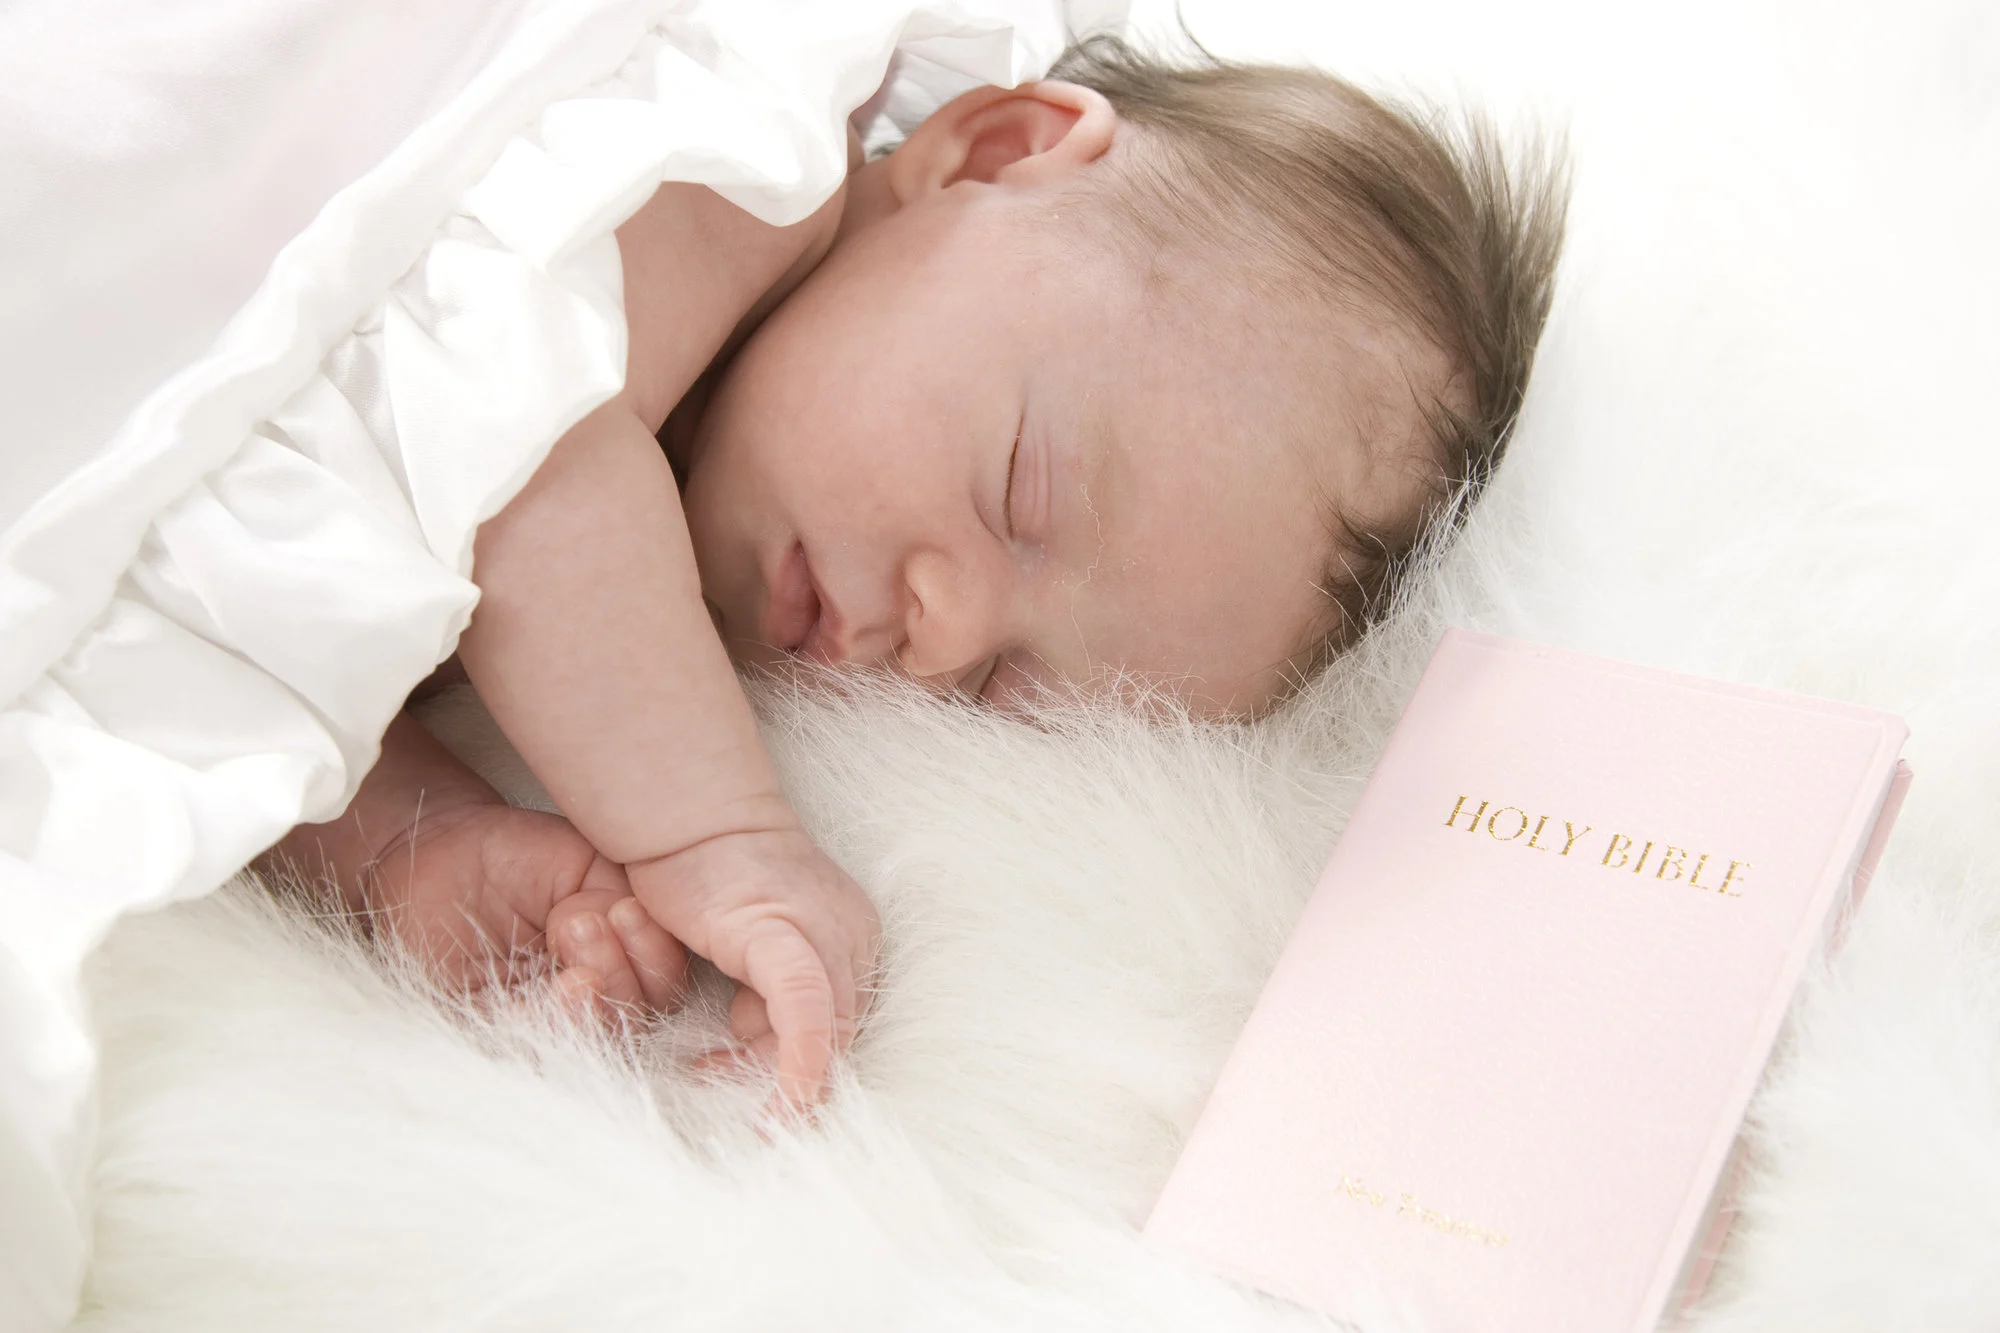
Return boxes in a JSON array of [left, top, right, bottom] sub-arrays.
[[1444, 798, 1739, 912], [1445, 795, 1488, 833], [1393, 1192, 1510, 1247], [1602, 833, 1633, 868]]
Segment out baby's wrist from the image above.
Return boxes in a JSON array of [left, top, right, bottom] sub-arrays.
[[348, 786, 495, 909], [620, 794, 803, 877], [266, 712, 501, 913], [621, 825, 821, 944]]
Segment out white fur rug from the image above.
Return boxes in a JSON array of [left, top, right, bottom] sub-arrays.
[[73, 0, 2000, 1329]]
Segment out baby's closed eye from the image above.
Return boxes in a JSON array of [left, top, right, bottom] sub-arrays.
[[1003, 419, 1051, 544]]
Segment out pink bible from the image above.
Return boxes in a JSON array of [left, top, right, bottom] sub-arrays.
[[1145, 629, 1912, 1332]]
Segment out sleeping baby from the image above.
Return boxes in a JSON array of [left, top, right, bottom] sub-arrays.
[[272, 37, 1564, 1107]]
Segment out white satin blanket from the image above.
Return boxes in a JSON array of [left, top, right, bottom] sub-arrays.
[[0, 2, 1106, 1325]]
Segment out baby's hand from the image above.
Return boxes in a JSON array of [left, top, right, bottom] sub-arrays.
[[367, 798, 688, 1015], [627, 827, 880, 1106]]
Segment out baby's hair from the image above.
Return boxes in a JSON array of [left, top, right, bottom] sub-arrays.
[[1050, 35, 1569, 679]]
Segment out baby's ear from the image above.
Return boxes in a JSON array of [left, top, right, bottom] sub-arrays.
[[887, 81, 1116, 201]]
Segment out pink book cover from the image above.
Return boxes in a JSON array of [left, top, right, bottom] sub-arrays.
[[1144, 629, 1913, 1333]]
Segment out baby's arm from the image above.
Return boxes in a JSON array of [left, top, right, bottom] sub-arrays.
[[457, 184, 878, 1105]]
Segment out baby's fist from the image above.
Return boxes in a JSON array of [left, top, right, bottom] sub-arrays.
[[628, 827, 879, 1106], [366, 799, 688, 1015]]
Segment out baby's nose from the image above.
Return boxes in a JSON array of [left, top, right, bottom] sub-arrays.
[[895, 548, 1002, 682]]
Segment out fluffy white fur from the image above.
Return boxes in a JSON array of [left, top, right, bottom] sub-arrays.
[[74, 0, 1999, 1328]]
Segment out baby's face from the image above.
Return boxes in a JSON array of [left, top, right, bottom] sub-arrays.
[[682, 151, 1380, 716]]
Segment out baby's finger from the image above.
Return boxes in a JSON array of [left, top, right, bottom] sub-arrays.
[[556, 912, 646, 1011], [729, 984, 772, 1046], [693, 1035, 780, 1079], [576, 852, 632, 900], [555, 966, 602, 1020], [740, 919, 836, 1106], [609, 898, 688, 1012], [825, 948, 861, 1056], [854, 940, 882, 1023]]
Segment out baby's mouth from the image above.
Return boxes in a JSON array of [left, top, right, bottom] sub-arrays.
[[762, 540, 823, 654]]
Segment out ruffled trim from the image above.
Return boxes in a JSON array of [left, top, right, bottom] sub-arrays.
[[0, 0, 1066, 1305]]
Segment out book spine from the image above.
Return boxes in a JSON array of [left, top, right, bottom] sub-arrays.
[[1658, 755, 1912, 1327]]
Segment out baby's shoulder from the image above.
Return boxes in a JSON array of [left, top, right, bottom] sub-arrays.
[[613, 181, 845, 429]]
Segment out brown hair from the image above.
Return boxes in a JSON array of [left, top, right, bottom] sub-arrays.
[[1050, 35, 1569, 678]]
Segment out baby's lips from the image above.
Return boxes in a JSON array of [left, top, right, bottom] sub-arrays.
[[762, 540, 821, 651]]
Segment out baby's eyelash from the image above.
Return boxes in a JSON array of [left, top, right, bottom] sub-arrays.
[[1002, 422, 1023, 540]]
